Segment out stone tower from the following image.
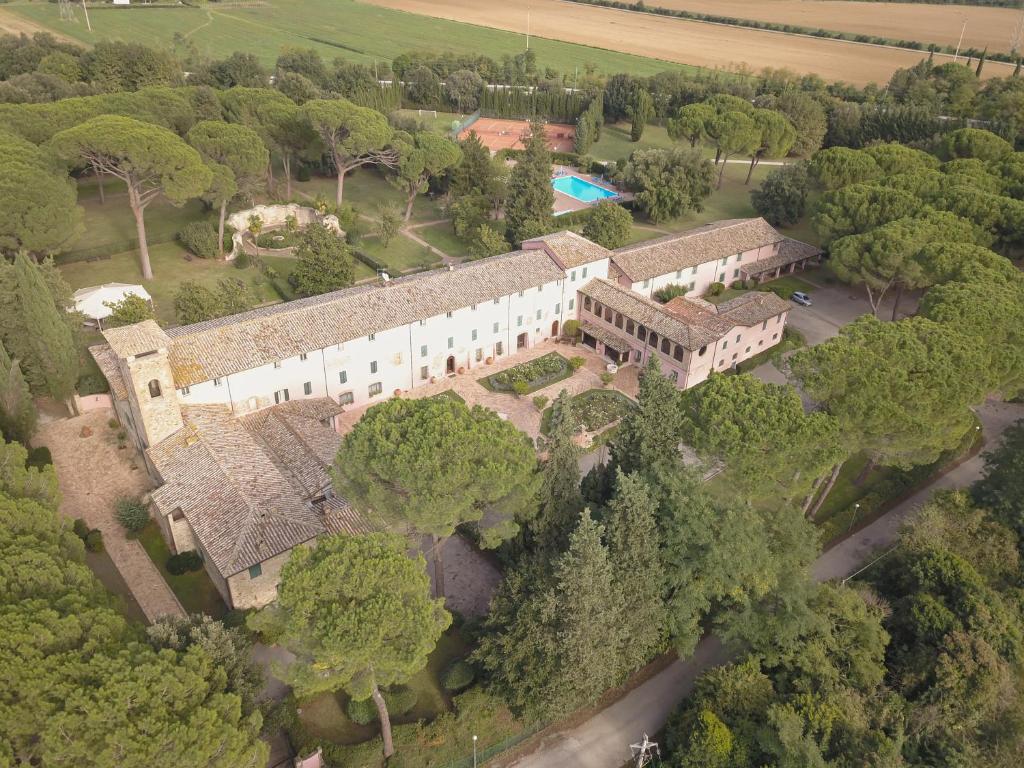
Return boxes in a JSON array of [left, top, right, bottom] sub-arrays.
[[103, 320, 183, 448]]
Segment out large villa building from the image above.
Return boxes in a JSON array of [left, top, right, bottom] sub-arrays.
[[91, 217, 819, 609]]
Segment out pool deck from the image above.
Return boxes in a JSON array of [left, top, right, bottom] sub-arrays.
[[551, 167, 632, 215]]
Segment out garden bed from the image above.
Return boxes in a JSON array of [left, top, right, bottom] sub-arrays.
[[540, 388, 637, 436], [479, 353, 574, 395], [256, 229, 302, 250]]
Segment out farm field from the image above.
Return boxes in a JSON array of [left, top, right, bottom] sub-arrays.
[[3, 0, 697, 77], [641, 0, 1024, 57], [363, 0, 1016, 84]]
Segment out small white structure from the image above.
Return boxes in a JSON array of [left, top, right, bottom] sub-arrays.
[[73, 283, 152, 330]]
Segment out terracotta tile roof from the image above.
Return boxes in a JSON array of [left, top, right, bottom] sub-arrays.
[[102, 319, 171, 358], [523, 230, 613, 268], [611, 218, 784, 282], [580, 278, 719, 350], [581, 279, 791, 351], [148, 404, 327, 577], [742, 238, 821, 275], [239, 398, 343, 498], [88, 344, 128, 402], [165, 249, 565, 387], [581, 321, 633, 351], [320, 497, 373, 536]]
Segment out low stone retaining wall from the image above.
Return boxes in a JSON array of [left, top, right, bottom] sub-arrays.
[[226, 203, 344, 260]]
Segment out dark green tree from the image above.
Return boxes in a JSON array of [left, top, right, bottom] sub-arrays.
[[173, 280, 223, 325], [750, 162, 808, 227], [581, 200, 632, 248], [611, 358, 685, 476], [504, 121, 554, 246], [0, 341, 36, 444], [619, 148, 714, 224], [530, 390, 583, 552], [629, 88, 654, 142], [605, 469, 666, 672], [288, 222, 355, 297]]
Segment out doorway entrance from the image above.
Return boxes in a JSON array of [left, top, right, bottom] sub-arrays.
[[517, 332, 528, 349], [551, 320, 559, 337], [446, 355, 456, 375]]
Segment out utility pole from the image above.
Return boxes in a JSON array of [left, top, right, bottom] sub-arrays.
[[526, 8, 531, 50], [630, 734, 661, 767], [81, 0, 91, 31], [953, 19, 967, 62]]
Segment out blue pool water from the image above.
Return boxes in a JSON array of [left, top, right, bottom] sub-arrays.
[[552, 175, 617, 203]]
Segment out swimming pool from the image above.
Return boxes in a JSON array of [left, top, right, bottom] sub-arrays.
[[552, 175, 617, 203]]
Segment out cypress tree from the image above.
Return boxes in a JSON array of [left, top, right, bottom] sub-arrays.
[[6, 253, 78, 400], [605, 469, 667, 673], [530, 390, 583, 552], [976, 47, 987, 77], [1015, 58, 1022, 77], [630, 89, 654, 142], [0, 341, 37, 444], [611, 358, 685, 477], [475, 509, 627, 720], [503, 120, 554, 245]]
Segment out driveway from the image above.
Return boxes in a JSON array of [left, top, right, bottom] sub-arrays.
[[785, 273, 920, 347], [504, 397, 1024, 768]]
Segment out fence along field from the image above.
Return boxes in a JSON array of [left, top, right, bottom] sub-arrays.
[[4, 0, 700, 77], [364, 0, 1016, 85], [637, 0, 1024, 57]]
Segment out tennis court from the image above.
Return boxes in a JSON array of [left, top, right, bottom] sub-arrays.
[[458, 118, 576, 153]]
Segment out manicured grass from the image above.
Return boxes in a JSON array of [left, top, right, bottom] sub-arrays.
[[85, 548, 148, 625], [137, 520, 227, 618], [392, 108, 463, 133], [590, 122, 679, 164], [428, 389, 466, 404], [293, 168, 445, 224], [9, 0, 698, 77], [478, 352, 575, 394], [539, 388, 636, 436], [58, 243, 286, 325], [359, 233, 440, 273], [66, 186, 217, 257], [298, 627, 471, 745], [414, 221, 474, 259]]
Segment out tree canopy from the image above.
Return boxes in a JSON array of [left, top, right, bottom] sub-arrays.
[[619, 147, 713, 224]]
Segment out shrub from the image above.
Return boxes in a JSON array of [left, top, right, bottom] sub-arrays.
[[532, 395, 549, 410], [25, 446, 52, 469], [178, 221, 220, 259], [107, 418, 119, 429], [166, 550, 204, 575], [84, 529, 104, 552], [562, 319, 581, 339], [73, 518, 90, 540], [600, 372, 614, 386], [489, 353, 569, 392], [707, 282, 725, 297], [296, 164, 312, 182], [234, 252, 250, 269], [512, 380, 529, 396], [569, 356, 585, 371], [115, 497, 149, 535], [442, 659, 476, 692], [653, 283, 687, 303], [385, 685, 417, 717], [346, 696, 378, 725]]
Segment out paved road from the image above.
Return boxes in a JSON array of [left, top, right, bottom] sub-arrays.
[[508, 398, 1024, 768]]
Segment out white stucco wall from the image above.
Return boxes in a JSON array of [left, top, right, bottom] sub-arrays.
[[625, 243, 778, 299]]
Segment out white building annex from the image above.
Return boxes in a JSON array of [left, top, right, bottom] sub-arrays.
[[89, 218, 818, 608]]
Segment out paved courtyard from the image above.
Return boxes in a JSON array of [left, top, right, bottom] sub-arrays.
[[336, 338, 636, 441], [37, 409, 185, 622]]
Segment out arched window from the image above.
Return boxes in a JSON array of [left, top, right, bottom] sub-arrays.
[[660, 338, 671, 354], [148, 379, 162, 398], [698, 345, 707, 357], [648, 332, 658, 348]]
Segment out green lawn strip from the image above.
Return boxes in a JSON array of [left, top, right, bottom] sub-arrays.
[[427, 389, 467, 404], [58, 242, 285, 325], [293, 168, 445, 225], [10, 0, 703, 77], [392, 108, 463, 133], [414, 221, 473, 259], [137, 520, 227, 618], [84, 548, 149, 625], [359, 233, 440, 273], [478, 352, 575, 394], [539, 388, 637, 436]]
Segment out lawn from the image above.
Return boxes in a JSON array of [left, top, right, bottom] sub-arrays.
[[9, 0, 699, 77], [392, 108, 463, 133], [58, 243, 289, 325], [299, 627, 471, 745], [359, 233, 440, 273], [590, 122, 679, 164], [414, 221, 473, 259], [292, 168, 445, 225], [539, 388, 637, 436], [137, 520, 227, 618], [479, 352, 576, 394]]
